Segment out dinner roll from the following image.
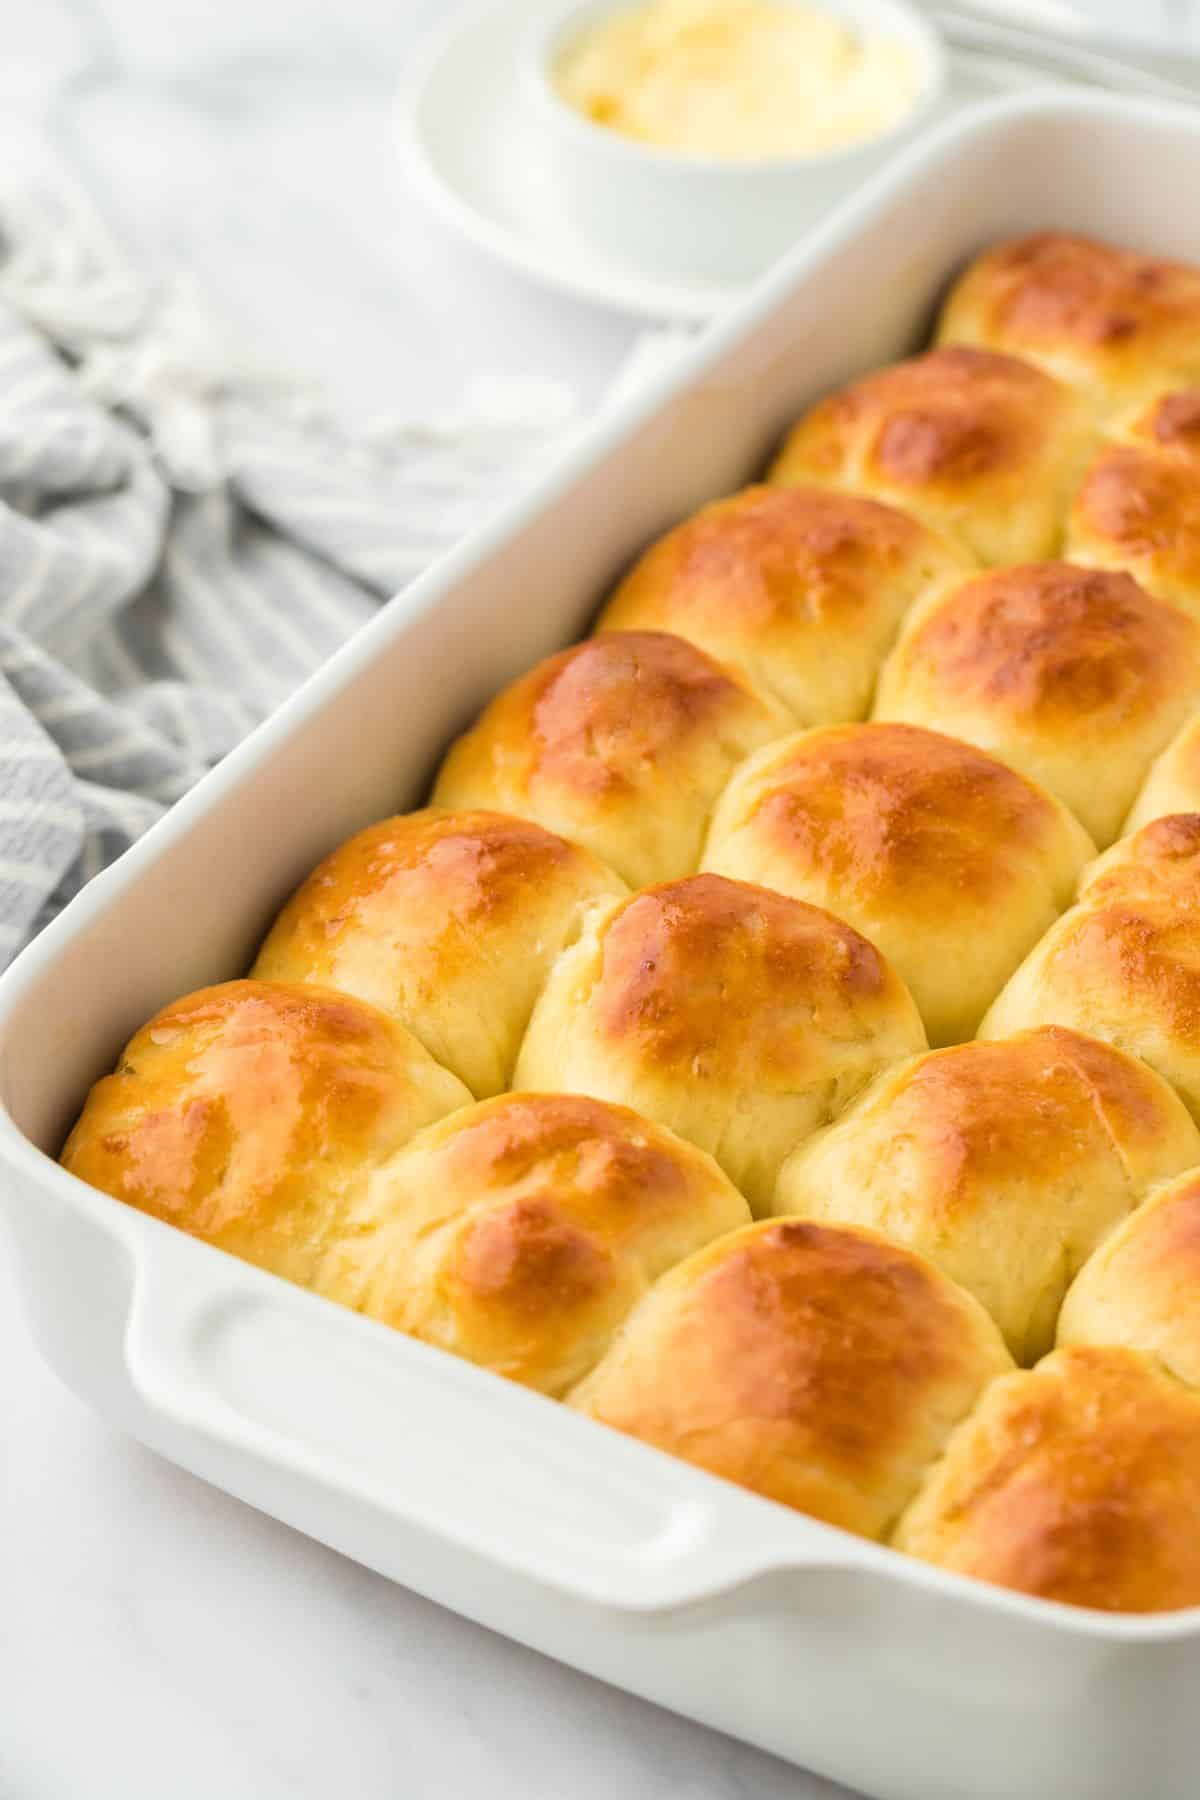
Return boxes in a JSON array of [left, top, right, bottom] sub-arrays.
[[568, 1219, 1012, 1538], [253, 809, 627, 1099], [1058, 1167, 1200, 1390], [702, 723, 1094, 1045], [1125, 707, 1200, 834], [772, 1028, 1200, 1364], [1066, 389, 1200, 621], [938, 232, 1200, 414], [432, 631, 787, 889], [597, 485, 972, 725], [354, 1093, 750, 1395], [896, 1345, 1200, 1613], [514, 873, 925, 1212], [60, 980, 471, 1289], [769, 347, 1092, 566], [873, 561, 1200, 846], [979, 813, 1200, 1120]]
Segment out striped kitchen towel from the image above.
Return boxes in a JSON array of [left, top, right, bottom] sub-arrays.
[[0, 164, 615, 966]]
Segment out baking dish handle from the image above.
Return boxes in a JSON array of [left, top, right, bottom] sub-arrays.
[[124, 1233, 851, 1614]]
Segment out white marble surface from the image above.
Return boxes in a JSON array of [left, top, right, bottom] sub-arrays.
[[2, 4, 1197, 1797], [10, 0, 644, 423]]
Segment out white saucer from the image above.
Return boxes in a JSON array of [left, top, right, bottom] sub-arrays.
[[396, 0, 1065, 322]]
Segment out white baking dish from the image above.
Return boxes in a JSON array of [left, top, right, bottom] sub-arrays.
[[5, 92, 1200, 1800]]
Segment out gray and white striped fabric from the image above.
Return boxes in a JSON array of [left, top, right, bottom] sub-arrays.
[[0, 168, 594, 965]]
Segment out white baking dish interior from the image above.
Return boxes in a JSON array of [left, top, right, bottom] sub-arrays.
[[5, 94, 1200, 1800]]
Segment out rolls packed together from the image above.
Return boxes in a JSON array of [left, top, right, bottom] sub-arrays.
[[63, 231, 1200, 1616]]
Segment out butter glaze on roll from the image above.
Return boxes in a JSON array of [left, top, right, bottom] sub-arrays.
[[1067, 389, 1200, 621], [979, 813, 1200, 1120], [253, 809, 627, 1099], [356, 1093, 750, 1395], [938, 232, 1200, 414], [432, 631, 788, 888], [773, 1027, 1200, 1363], [60, 980, 471, 1289], [703, 722, 1094, 1045], [514, 872, 926, 1212], [769, 347, 1093, 565], [1058, 1166, 1200, 1390], [874, 561, 1200, 846], [597, 485, 972, 726], [569, 1218, 1012, 1538], [896, 1345, 1200, 1613]]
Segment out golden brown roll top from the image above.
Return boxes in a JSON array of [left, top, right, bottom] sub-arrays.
[[1076, 808, 1200, 909], [431, 631, 787, 889], [773, 1027, 1200, 1364], [896, 1345, 1200, 1613], [513, 872, 926, 1213], [702, 722, 1095, 1045], [873, 561, 1200, 846], [568, 1218, 1012, 1539], [64, 1001, 749, 1396], [352, 1093, 750, 1395], [60, 980, 471, 1288], [597, 485, 972, 725], [937, 232, 1200, 414], [1125, 709, 1200, 835], [1058, 1167, 1200, 1390], [768, 346, 1093, 566], [979, 813, 1200, 1120], [252, 808, 627, 1099], [1066, 388, 1200, 621]]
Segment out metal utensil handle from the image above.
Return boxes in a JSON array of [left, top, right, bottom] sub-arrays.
[[932, 5, 1200, 104]]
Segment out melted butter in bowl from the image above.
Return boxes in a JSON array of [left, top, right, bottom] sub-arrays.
[[524, 0, 945, 282], [555, 0, 921, 161]]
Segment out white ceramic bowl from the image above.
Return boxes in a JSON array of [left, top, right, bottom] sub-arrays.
[[522, 0, 947, 284]]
